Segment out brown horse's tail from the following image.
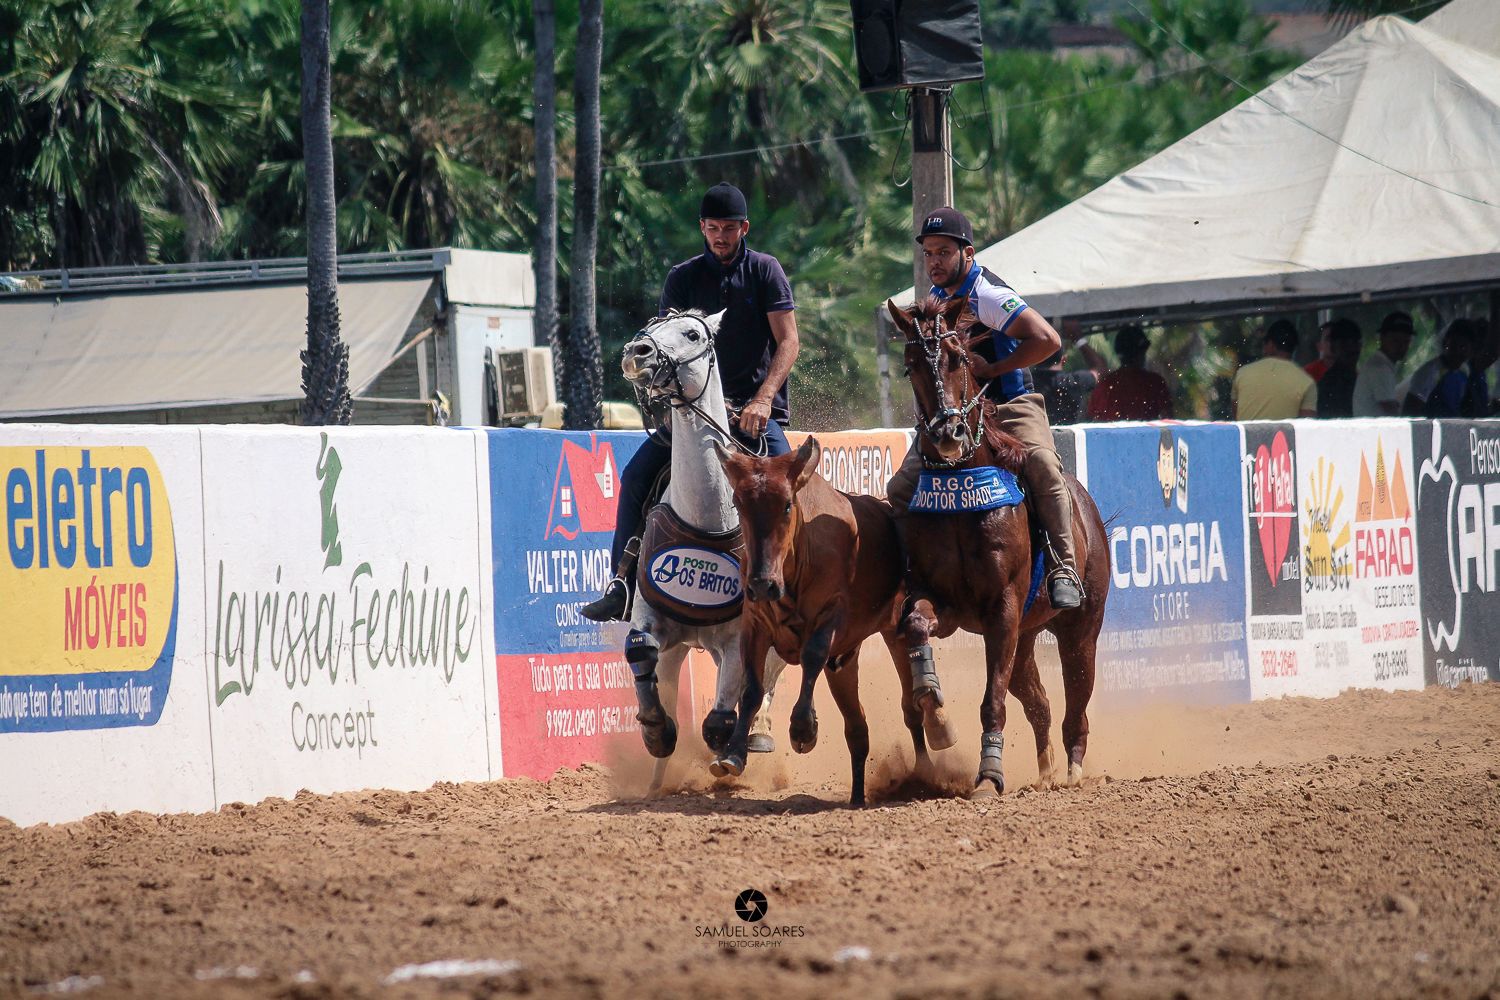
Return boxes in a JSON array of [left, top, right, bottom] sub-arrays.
[[981, 403, 1027, 475]]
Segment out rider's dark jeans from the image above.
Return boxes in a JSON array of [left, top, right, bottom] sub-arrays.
[[610, 420, 791, 572]]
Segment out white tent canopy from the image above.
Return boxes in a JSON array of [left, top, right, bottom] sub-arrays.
[[0, 278, 431, 418], [895, 0, 1500, 321]]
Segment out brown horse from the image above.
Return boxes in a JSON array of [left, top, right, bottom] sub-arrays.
[[887, 296, 1109, 796], [707, 437, 926, 805]]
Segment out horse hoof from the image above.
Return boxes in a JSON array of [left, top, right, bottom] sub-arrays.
[[709, 754, 745, 778], [702, 710, 736, 754], [973, 773, 1005, 799], [1066, 762, 1084, 787], [918, 697, 958, 752], [1036, 747, 1058, 788], [747, 733, 776, 754], [789, 712, 818, 752], [641, 718, 678, 759]]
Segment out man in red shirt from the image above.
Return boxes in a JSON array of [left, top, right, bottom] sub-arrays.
[[1086, 324, 1171, 422]]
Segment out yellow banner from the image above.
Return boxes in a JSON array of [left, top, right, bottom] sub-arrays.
[[2, 446, 177, 676]]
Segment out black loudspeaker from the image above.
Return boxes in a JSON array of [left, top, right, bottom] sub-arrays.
[[851, 0, 984, 94]]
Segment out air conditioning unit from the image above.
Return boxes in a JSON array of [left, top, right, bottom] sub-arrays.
[[491, 347, 556, 420]]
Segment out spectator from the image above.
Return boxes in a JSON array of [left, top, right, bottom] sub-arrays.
[[1233, 319, 1317, 420], [1352, 311, 1415, 417], [1454, 317, 1494, 417], [1314, 318, 1362, 418], [1305, 324, 1334, 381], [1403, 318, 1479, 418], [1033, 320, 1108, 425], [1086, 324, 1172, 422]]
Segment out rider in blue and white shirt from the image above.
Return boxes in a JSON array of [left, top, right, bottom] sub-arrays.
[[886, 206, 1084, 609]]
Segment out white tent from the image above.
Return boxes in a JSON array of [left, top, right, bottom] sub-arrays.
[[896, 0, 1500, 321]]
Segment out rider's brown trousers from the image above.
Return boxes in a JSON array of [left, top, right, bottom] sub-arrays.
[[885, 392, 1079, 578]]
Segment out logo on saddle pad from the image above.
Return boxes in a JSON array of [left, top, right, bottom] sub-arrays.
[[909, 467, 1025, 514], [646, 547, 742, 609], [637, 504, 745, 625]]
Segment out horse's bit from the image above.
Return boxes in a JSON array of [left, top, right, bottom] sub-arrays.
[[628, 312, 766, 458], [909, 313, 986, 469]]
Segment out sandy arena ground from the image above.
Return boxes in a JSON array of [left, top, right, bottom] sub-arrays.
[[3, 645, 1498, 999]]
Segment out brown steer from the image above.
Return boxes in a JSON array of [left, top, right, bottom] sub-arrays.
[[709, 437, 928, 805]]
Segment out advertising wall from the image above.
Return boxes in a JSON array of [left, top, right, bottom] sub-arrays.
[[201, 427, 495, 805], [1245, 422, 1424, 699], [1, 426, 213, 825], [488, 429, 649, 779], [4, 419, 1498, 826], [1082, 423, 1250, 704], [1413, 420, 1500, 686]]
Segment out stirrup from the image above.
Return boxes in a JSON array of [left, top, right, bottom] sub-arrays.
[[581, 578, 630, 623], [1046, 566, 1085, 609]]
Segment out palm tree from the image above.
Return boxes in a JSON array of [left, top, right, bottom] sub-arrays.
[[297, 0, 352, 425], [1, 0, 244, 269], [532, 0, 561, 393], [564, 0, 603, 430]]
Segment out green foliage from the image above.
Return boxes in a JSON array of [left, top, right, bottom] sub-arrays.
[[986, 0, 1088, 50], [0, 0, 1307, 426]]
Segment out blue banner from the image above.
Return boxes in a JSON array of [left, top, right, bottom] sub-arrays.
[[487, 429, 648, 654], [1083, 424, 1250, 704]]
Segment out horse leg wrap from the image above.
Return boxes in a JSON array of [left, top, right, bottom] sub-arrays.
[[977, 732, 1005, 790], [626, 630, 659, 685], [702, 709, 736, 755], [909, 644, 957, 752], [627, 631, 675, 758], [908, 644, 944, 707]]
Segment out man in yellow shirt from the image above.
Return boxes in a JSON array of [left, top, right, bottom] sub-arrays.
[[1233, 320, 1317, 420]]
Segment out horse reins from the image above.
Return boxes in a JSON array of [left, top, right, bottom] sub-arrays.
[[630, 312, 767, 458], [910, 313, 986, 469]]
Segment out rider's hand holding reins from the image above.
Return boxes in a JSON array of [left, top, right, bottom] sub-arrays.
[[737, 397, 773, 438]]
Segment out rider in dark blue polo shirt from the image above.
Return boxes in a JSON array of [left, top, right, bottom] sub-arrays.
[[582, 182, 800, 622]]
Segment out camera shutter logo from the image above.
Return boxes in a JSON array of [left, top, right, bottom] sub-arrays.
[[735, 889, 768, 923]]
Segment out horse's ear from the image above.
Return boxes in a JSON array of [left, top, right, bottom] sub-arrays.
[[791, 436, 820, 491], [941, 295, 968, 328], [886, 299, 916, 340], [705, 310, 726, 336]]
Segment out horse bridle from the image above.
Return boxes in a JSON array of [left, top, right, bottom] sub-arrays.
[[628, 311, 765, 457], [908, 312, 986, 469]]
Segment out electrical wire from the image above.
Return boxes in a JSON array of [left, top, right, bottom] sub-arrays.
[[601, 0, 1461, 175], [1124, 0, 1500, 210], [946, 81, 994, 173]]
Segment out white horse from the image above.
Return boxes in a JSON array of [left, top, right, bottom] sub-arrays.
[[620, 310, 785, 787]]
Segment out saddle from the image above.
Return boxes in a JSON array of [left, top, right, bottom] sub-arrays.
[[636, 504, 746, 626]]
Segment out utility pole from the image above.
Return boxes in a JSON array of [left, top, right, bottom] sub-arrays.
[[910, 87, 954, 293], [879, 86, 954, 427]]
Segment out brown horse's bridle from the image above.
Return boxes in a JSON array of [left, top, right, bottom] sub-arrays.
[[909, 312, 987, 470]]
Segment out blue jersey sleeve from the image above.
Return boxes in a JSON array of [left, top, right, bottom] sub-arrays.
[[970, 278, 1029, 335]]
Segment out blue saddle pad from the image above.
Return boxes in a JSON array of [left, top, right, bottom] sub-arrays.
[[1024, 549, 1045, 614], [909, 466, 1025, 514], [909, 468, 1044, 612]]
